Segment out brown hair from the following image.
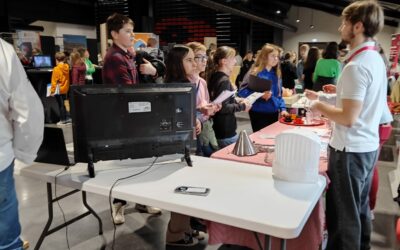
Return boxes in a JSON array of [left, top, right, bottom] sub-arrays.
[[342, 0, 384, 38], [106, 13, 134, 39], [186, 41, 207, 53], [164, 45, 191, 83], [205, 46, 235, 82], [304, 47, 320, 70], [70, 52, 84, 66], [250, 43, 281, 78]]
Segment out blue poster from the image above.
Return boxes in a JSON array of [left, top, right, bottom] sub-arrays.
[[63, 34, 87, 52]]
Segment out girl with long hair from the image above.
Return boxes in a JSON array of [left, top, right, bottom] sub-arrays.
[[164, 45, 202, 247], [303, 47, 320, 90], [186, 41, 221, 156], [207, 46, 251, 148], [70, 52, 86, 85], [238, 43, 288, 132]]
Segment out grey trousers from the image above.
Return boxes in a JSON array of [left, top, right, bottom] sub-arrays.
[[326, 146, 378, 250]]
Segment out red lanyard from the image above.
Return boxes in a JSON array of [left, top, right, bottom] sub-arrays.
[[346, 45, 377, 64]]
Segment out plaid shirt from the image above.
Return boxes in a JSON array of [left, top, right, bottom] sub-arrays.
[[102, 44, 138, 85]]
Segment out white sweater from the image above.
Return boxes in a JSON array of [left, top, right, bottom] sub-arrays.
[[0, 38, 44, 171]]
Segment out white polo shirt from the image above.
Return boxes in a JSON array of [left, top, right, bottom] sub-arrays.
[[330, 41, 387, 152], [0, 38, 44, 171]]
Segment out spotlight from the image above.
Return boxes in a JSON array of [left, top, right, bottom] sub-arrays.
[[276, 10, 281, 14], [296, 19, 300, 23]]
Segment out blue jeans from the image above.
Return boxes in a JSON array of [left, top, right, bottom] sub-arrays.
[[326, 146, 378, 250], [0, 161, 22, 250], [217, 134, 238, 149]]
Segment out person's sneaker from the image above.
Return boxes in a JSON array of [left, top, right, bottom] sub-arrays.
[[192, 230, 206, 241], [166, 234, 199, 247], [64, 118, 72, 124], [135, 204, 162, 215], [112, 202, 126, 225], [56, 120, 67, 126], [22, 240, 29, 249]]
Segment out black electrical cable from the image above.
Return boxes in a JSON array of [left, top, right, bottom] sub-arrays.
[[54, 167, 71, 250], [109, 157, 159, 250]]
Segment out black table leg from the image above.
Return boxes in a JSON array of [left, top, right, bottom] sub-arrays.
[[34, 182, 103, 249]]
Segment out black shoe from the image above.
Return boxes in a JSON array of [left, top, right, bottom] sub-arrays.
[[190, 217, 207, 233], [166, 235, 199, 247]]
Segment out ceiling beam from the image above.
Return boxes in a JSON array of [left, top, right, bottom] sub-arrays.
[[184, 0, 297, 32]]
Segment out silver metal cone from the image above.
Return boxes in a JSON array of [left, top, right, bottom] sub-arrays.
[[232, 130, 257, 156]]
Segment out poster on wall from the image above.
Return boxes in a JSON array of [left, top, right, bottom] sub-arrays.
[[15, 30, 41, 59], [63, 34, 87, 53], [389, 33, 400, 75]]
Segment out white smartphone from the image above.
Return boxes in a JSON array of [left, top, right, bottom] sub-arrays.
[[174, 186, 210, 196]]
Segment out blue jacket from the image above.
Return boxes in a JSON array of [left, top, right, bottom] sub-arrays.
[[238, 68, 286, 114]]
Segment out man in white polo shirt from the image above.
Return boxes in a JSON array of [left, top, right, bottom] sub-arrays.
[[0, 38, 44, 249], [310, 1, 386, 249]]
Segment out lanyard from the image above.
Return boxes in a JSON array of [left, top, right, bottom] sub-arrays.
[[345, 45, 377, 64]]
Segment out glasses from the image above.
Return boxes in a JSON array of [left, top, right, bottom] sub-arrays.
[[194, 56, 208, 62], [184, 58, 195, 63]]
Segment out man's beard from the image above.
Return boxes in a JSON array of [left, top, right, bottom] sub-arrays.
[[341, 29, 356, 45]]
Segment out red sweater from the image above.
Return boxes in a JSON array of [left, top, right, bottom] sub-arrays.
[[72, 64, 86, 85]]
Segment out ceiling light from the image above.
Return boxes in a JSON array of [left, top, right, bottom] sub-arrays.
[[296, 7, 300, 23], [312, 38, 318, 42], [276, 10, 281, 14], [309, 10, 315, 29]]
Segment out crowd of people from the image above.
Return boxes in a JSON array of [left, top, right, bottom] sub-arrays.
[[0, 0, 396, 249]]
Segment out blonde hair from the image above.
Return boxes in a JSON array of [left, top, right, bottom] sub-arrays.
[[342, 0, 384, 38], [186, 41, 207, 53], [70, 52, 84, 66], [251, 43, 281, 78]]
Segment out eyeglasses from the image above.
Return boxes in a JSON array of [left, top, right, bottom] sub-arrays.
[[194, 56, 208, 62]]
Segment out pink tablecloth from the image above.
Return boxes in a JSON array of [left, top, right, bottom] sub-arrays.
[[208, 121, 329, 250]]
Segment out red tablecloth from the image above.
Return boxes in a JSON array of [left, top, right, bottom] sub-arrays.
[[207, 121, 329, 250]]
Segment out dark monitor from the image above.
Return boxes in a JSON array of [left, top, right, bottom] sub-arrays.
[[33, 55, 52, 68], [69, 84, 196, 177]]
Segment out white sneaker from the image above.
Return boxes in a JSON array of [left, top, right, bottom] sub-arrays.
[[112, 202, 126, 225], [135, 204, 162, 215]]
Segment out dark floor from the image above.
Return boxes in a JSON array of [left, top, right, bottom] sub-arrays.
[[16, 112, 400, 250]]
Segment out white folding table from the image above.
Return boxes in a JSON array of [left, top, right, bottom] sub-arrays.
[[17, 155, 326, 250]]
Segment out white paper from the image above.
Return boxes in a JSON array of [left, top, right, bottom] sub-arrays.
[[46, 83, 51, 97], [245, 92, 264, 105], [212, 90, 236, 104]]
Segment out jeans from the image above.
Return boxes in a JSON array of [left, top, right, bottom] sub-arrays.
[[217, 134, 238, 149], [0, 161, 22, 250], [326, 146, 378, 250]]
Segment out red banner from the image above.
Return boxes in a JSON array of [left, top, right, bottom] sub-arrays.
[[389, 33, 400, 75]]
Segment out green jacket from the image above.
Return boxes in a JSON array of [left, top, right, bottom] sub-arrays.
[[84, 58, 95, 76]]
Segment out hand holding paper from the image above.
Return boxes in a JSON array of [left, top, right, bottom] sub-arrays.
[[212, 90, 236, 104]]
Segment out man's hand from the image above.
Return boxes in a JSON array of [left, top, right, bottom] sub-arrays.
[[323, 84, 336, 93], [139, 58, 157, 76], [304, 89, 319, 100]]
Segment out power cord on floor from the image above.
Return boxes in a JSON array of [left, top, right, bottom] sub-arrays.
[[109, 157, 158, 250], [54, 167, 71, 250]]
